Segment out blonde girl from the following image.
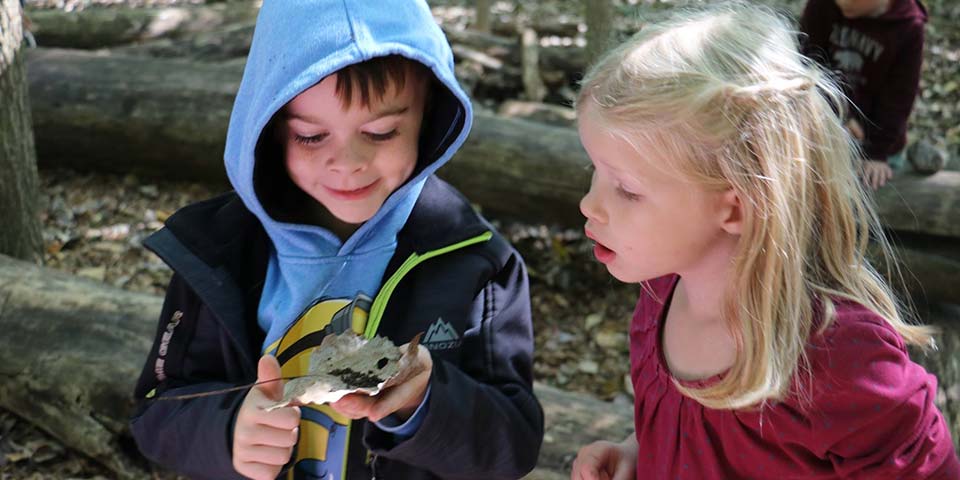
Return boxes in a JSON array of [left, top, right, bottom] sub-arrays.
[[571, 3, 959, 479]]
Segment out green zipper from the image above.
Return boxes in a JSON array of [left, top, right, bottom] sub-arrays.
[[362, 231, 493, 339]]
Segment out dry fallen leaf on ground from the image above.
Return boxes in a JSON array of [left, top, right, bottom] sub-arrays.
[[267, 332, 423, 411]]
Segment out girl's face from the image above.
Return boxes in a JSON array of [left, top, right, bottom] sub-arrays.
[[577, 113, 738, 283]]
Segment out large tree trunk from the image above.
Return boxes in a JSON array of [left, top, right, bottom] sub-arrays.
[[0, 0, 42, 262], [27, 49, 960, 237], [0, 254, 632, 479], [474, 0, 493, 33], [583, 0, 615, 61]]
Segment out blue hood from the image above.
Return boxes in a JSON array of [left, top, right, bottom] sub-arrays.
[[223, 0, 473, 351]]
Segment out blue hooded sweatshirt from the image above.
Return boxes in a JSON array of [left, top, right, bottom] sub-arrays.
[[222, 1, 472, 477]]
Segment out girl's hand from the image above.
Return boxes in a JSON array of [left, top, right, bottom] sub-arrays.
[[571, 435, 638, 480], [329, 342, 433, 423], [232, 355, 301, 480]]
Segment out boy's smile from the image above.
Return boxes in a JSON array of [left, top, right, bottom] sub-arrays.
[[277, 71, 428, 234], [325, 178, 381, 201]]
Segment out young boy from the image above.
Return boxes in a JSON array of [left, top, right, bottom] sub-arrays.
[[129, 1, 544, 479], [800, 0, 927, 190]]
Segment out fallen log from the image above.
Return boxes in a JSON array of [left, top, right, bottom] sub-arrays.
[[26, 3, 260, 49], [27, 4, 583, 53], [124, 22, 586, 92], [28, 4, 590, 87], [26, 48, 960, 240], [0, 254, 630, 479], [26, 48, 592, 228], [0, 255, 159, 479], [498, 100, 577, 127], [117, 21, 255, 61], [873, 173, 960, 239]]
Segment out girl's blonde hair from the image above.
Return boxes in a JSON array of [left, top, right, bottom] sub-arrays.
[[577, 3, 935, 409]]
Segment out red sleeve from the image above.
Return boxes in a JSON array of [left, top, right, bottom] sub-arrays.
[[861, 21, 925, 160], [804, 311, 958, 478]]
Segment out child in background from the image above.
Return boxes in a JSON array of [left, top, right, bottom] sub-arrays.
[[129, 1, 543, 479], [570, 4, 958, 479], [800, 0, 927, 189]]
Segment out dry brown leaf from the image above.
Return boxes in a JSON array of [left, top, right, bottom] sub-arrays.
[[267, 332, 424, 411]]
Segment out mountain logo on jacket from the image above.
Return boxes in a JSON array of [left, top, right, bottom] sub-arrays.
[[423, 318, 461, 350]]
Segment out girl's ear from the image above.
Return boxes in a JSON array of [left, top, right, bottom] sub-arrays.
[[719, 188, 743, 235]]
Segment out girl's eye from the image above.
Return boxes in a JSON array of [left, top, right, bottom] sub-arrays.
[[365, 129, 399, 142], [616, 185, 641, 201], [294, 133, 328, 145]]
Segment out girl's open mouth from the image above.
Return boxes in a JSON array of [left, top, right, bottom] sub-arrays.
[[592, 242, 616, 263]]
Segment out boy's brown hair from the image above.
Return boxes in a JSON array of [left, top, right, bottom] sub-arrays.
[[335, 55, 433, 108]]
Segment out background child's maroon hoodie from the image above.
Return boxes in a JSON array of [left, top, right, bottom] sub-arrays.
[[801, 0, 927, 161]]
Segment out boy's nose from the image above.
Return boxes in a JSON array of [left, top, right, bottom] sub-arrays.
[[327, 141, 369, 174], [579, 188, 607, 224]]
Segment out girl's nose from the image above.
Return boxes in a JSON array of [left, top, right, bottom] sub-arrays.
[[580, 187, 607, 224]]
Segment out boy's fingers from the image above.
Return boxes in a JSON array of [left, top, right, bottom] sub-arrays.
[[370, 371, 430, 421], [237, 461, 282, 480], [256, 355, 284, 401], [255, 405, 301, 430], [330, 394, 376, 419], [248, 425, 299, 448], [244, 444, 295, 466]]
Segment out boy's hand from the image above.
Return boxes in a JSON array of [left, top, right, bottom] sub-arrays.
[[329, 342, 432, 423], [571, 436, 638, 480], [232, 355, 301, 480], [862, 160, 893, 190]]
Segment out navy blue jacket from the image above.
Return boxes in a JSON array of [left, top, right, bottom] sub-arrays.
[[130, 177, 544, 479]]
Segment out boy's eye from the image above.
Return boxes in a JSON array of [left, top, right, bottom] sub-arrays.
[[364, 129, 399, 142], [616, 185, 641, 201], [294, 133, 328, 145]]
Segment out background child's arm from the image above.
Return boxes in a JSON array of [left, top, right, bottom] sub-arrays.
[[859, 25, 925, 161], [363, 252, 544, 478], [130, 274, 252, 480]]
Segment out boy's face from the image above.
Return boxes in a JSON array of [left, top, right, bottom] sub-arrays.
[[835, 0, 890, 18], [277, 72, 427, 226]]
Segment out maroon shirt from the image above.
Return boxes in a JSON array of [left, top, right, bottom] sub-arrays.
[[800, 0, 926, 161], [629, 275, 959, 479]]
